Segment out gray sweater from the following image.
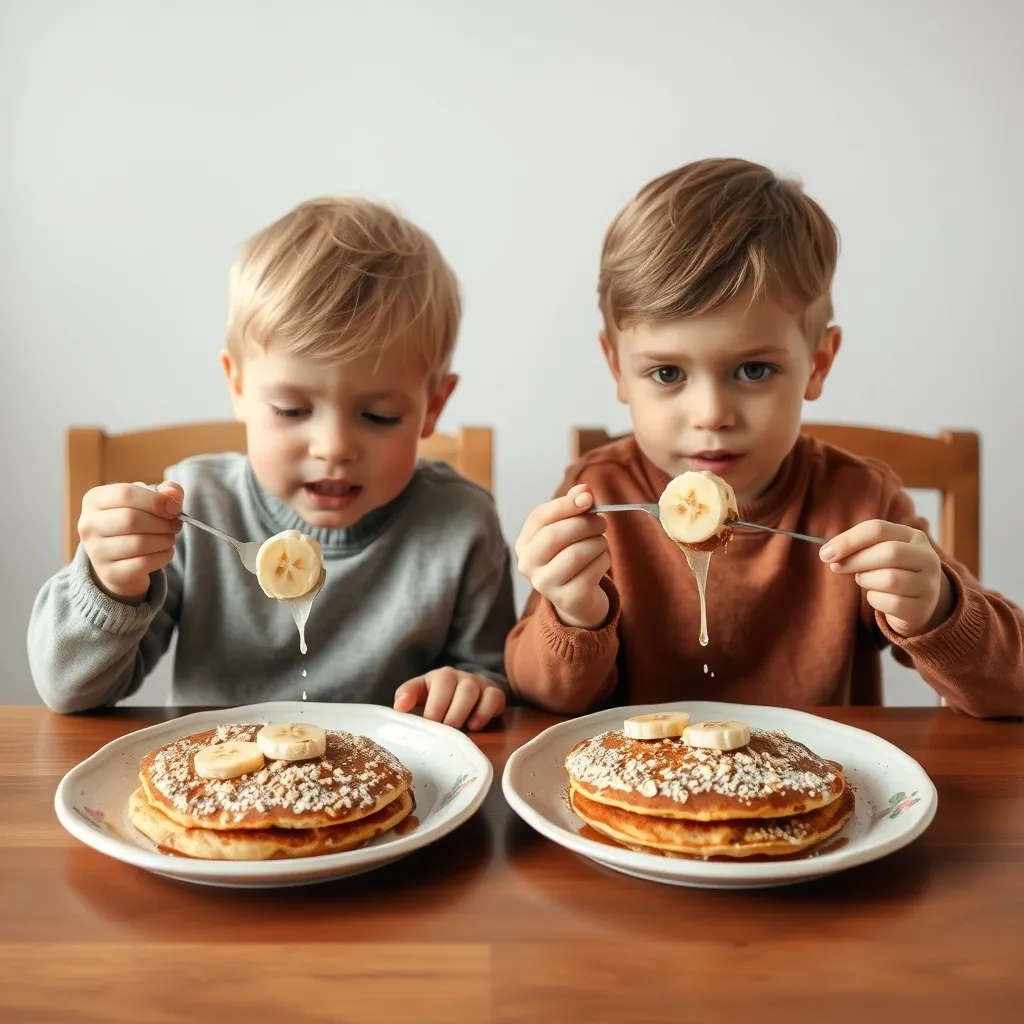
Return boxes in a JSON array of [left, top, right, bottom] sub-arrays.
[[28, 453, 516, 712]]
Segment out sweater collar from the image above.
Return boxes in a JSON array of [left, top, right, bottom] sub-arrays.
[[245, 462, 416, 557], [635, 434, 811, 538]]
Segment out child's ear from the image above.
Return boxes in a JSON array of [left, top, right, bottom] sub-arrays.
[[220, 348, 245, 420], [599, 332, 628, 404], [805, 325, 842, 401], [422, 373, 458, 437]]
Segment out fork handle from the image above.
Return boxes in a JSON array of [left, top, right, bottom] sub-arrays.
[[178, 511, 246, 551], [590, 504, 660, 516], [728, 519, 827, 545]]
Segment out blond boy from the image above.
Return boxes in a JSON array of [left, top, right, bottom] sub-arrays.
[[507, 158, 1023, 717], [30, 197, 514, 727]]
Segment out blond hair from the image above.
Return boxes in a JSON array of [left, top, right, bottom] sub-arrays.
[[598, 158, 839, 342], [227, 197, 460, 382]]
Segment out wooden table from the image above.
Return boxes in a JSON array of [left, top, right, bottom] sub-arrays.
[[2, 705, 1023, 1023]]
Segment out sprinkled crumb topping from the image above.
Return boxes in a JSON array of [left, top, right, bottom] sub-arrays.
[[565, 727, 838, 805], [146, 724, 409, 818]]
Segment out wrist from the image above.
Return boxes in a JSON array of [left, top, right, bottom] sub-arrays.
[[554, 598, 609, 631], [923, 570, 956, 632], [89, 563, 148, 606]]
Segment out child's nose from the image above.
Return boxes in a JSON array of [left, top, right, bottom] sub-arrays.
[[689, 383, 735, 431], [309, 420, 361, 464]]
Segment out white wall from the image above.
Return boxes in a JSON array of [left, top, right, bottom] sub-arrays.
[[2, 0, 1021, 707]]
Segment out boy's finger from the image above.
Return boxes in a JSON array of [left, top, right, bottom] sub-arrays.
[[820, 520, 912, 563], [393, 677, 429, 711], [526, 516, 607, 570], [94, 482, 181, 518], [466, 686, 506, 731], [89, 505, 182, 540], [443, 677, 484, 729], [829, 541, 931, 575], [156, 480, 184, 505], [851, 567, 927, 598], [519, 486, 594, 546], [422, 669, 459, 723]]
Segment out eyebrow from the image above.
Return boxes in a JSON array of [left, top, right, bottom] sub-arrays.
[[259, 384, 410, 404], [732, 346, 791, 360], [633, 346, 792, 362], [259, 384, 314, 400]]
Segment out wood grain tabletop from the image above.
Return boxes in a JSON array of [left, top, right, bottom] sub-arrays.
[[1, 704, 1022, 1023]]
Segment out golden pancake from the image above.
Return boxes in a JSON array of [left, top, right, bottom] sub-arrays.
[[565, 728, 844, 821], [129, 787, 414, 860], [140, 724, 412, 831], [570, 781, 855, 859]]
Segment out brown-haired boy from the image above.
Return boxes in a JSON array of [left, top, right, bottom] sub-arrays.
[[507, 158, 1023, 717]]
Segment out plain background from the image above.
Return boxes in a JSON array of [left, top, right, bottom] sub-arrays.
[[3, 0, 1021, 707]]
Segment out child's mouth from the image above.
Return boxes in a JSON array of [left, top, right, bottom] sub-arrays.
[[686, 452, 742, 472], [304, 481, 362, 509]]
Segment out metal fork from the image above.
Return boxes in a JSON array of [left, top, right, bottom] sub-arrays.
[[148, 486, 326, 598], [176, 511, 262, 574], [589, 503, 827, 545], [176, 511, 327, 601]]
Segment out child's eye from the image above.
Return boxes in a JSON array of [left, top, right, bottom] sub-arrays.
[[363, 412, 402, 425], [272, 407, 308, 418], [736, 362, 776, 382], [650, 366, 684, 386]]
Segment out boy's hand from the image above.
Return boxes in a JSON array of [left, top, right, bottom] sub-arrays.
[[821, 519, 955, 638], [393, 668, 506, 731], [514, 484, 611, 629], [78, 481, 184, 603]]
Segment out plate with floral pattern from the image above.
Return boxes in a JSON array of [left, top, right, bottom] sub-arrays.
[[55, 702, 492, 888], [502, 701, 937, 889]]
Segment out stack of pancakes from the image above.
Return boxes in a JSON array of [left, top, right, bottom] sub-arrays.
[[565, 727, 854, 859], [130, 724, 414, 860]]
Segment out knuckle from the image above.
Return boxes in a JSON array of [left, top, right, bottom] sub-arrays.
[[109, 482, 136, 507]]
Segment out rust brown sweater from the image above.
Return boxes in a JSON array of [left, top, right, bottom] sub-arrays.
[[505, 435, 1024, 718]]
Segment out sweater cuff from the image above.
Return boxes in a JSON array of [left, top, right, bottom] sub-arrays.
[[876, 562, 987, 671], [66, 543, 167, 636], [537, 577, 621, 662]]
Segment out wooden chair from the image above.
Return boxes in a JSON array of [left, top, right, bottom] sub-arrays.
[[571, 424, 981, 578], [64, 422, 493, 563]]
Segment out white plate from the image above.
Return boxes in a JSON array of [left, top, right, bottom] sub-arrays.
[[54, 701, 492, 888], [502, 700, 937, 889]]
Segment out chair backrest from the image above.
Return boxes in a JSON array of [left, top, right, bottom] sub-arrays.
[[570, 424, 981, 578], [64, 422, 493, 563]]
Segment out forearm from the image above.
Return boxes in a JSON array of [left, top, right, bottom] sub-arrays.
[[505, 580, 621, 715]]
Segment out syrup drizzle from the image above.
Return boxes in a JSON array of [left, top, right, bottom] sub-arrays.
[[681, 547, 712, 646]]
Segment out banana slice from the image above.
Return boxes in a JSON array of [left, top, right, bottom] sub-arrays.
[[623, 711, 691, 740], [658, 470, 738, 550], [256, 722, 327, 761], [193, 741, 265, 780], [255, 529, 324, 600], [682, 720, 751, 751]]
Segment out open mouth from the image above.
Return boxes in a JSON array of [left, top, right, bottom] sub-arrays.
[[306, 480, 360, 496]]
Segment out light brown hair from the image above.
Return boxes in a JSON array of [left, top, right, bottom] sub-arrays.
[[226, 197, 460, 382], [598, 158, 839, 342]]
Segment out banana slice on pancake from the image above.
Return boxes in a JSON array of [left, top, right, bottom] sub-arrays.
[[658, 470, 738, 550], [256, 529, 324, 600], [256, 722, 327, 761], [193, 741, 265, 780], [624, 711, 691, 740], [682, 720, 751, 751]]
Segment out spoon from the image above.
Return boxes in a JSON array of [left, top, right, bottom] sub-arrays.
[[589, 504, 827, 545]]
